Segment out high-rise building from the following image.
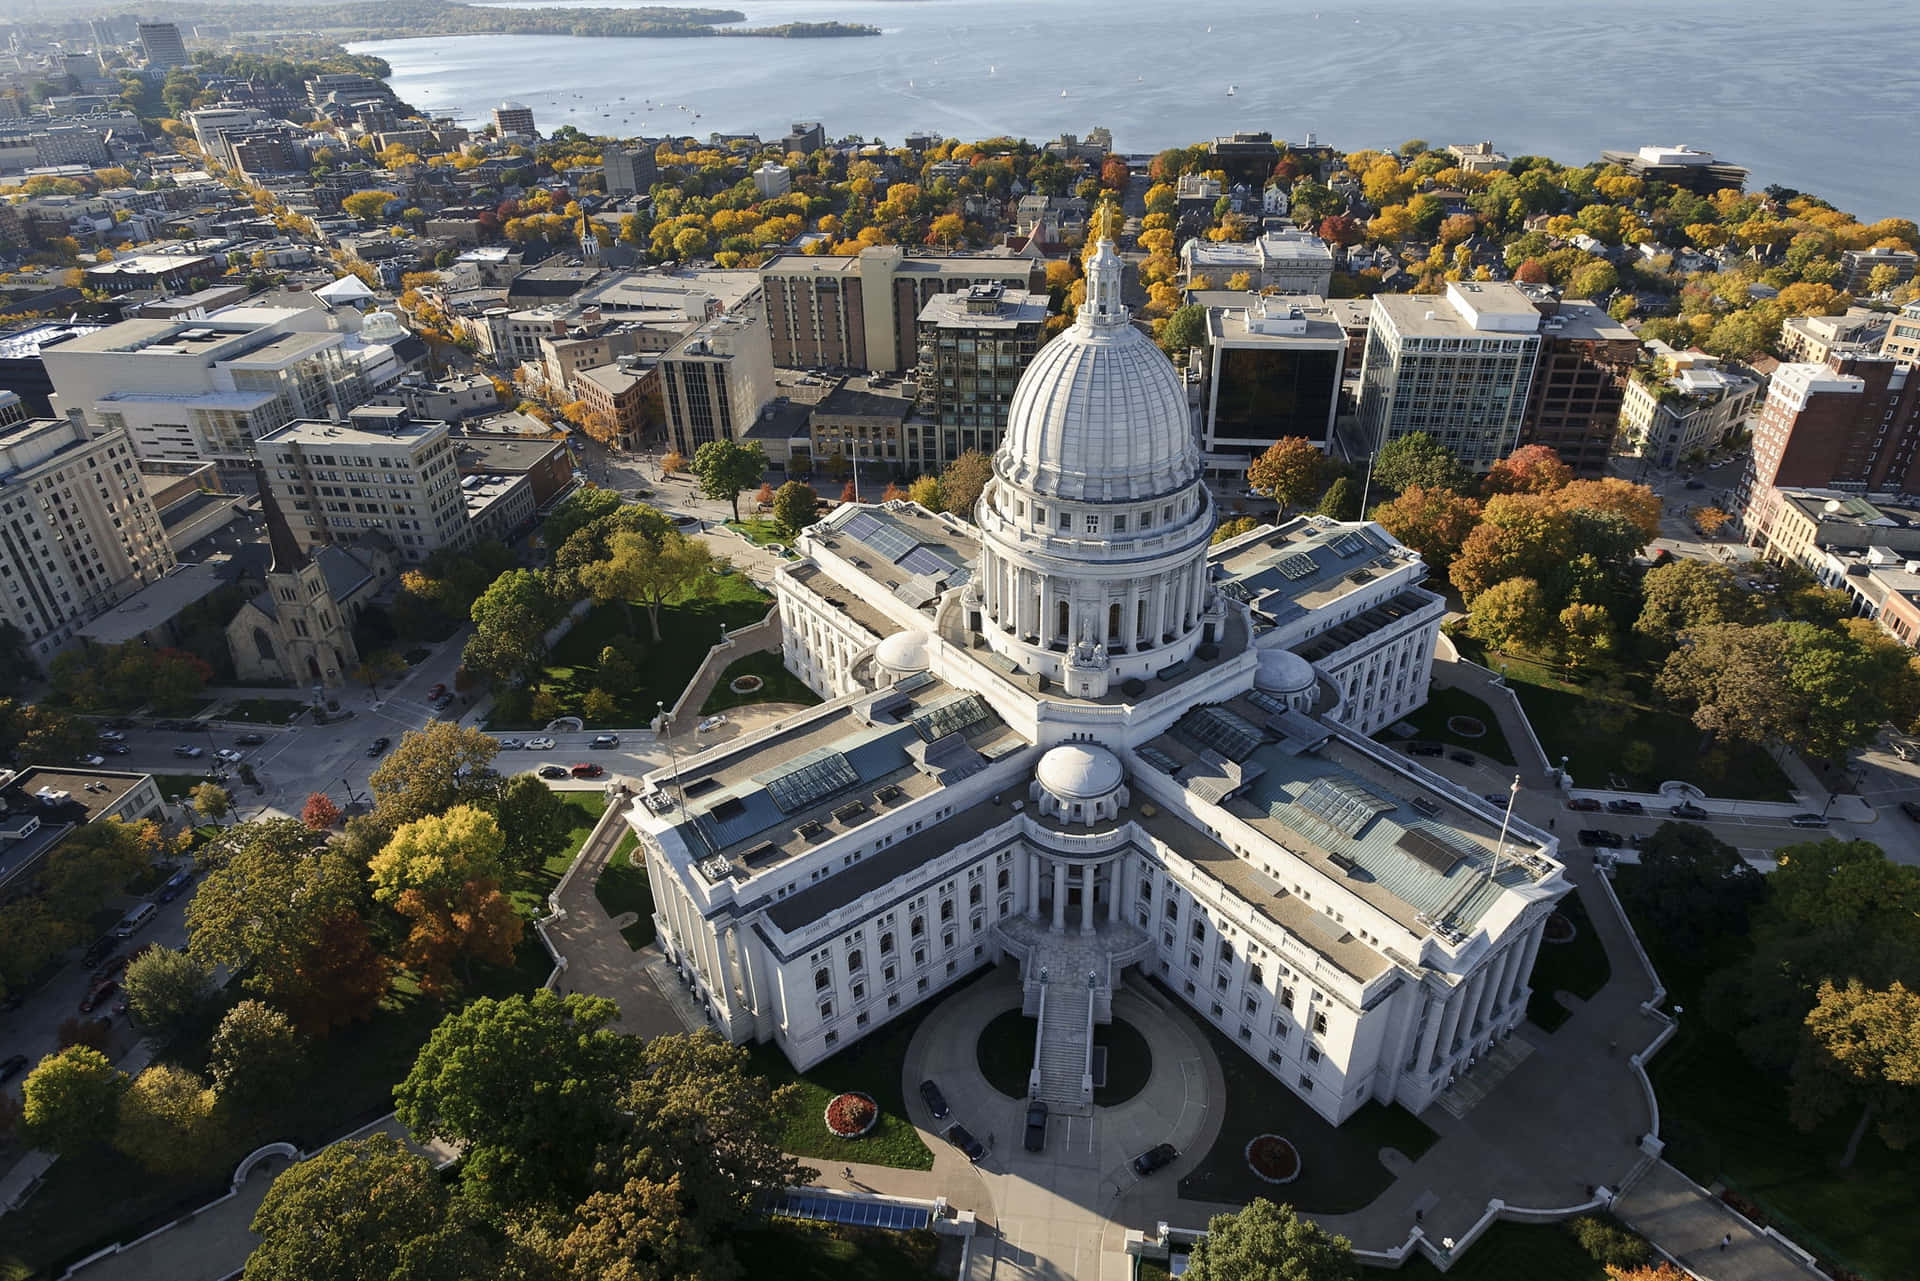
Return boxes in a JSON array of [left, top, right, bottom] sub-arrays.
[[1517, 298, 1638, 477], [659, 310, 775, 456], [909, 283, 1047, 471], [136, 22, 188, 70], [0, 416, 175, 659], [1353, 282, 1542, 472], [256, 407, 470, 563], [1745, 353, 1920, 497], [603, 144, 657, 197], [491, 101, 537, 140], [759, 247, 1045, 373], [1618, 343, 1760, 470], [1197, 294, 1347, 477]]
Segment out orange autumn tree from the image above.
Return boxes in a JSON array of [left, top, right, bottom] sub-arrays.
[[370, 805, 522, 995]]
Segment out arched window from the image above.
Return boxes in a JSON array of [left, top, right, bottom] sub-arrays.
[[1056, 599, 1069, 640], [879, 931, 895, 955], [1108, 602, 1121, 641], [968, 884, 981, 905], [997, 869, 1009, 890], [251, 627, 275, 662], [813, 967, 831, 991], [847, 948, 863, 973]]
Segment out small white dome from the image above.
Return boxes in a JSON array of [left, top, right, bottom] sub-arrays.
[[1035, 743, 1124, 800], [1255, 647, 1316, 695], [874, 629, 934, 674], [359, 310, 407, 343]]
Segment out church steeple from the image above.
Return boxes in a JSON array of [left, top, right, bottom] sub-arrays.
[[1078, 200, 1127, 329], [251, 459, 308, 574]]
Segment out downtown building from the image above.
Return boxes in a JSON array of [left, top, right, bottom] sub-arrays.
[[909, 283, 1047, 472], [659, 310, 776, 457], [1196, 294, 1347, 479], [1618, 343, 1761, 470], [623, 233, 1563, 1128], [255, 406, 470, 564]]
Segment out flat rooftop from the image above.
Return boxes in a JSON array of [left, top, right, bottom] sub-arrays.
[[77, 561, 228, 645], [0, 321, 106, 360], [5, 767, 152, 823], [786, 561, 900, 641], [1540, 300, 1634, 343], [1212, 518, 1414, 627], [451, 432, 561, 473], [259, 415, 446, 449], [917, 288, 1047, 330], [806, 503, 979, 612]]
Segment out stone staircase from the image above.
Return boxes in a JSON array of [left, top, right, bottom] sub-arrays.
[[1035, 980, 1092, 1113], [1433, 1034, 1534, 1119]]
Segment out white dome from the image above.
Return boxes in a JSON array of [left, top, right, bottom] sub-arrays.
[[359, 310, 407, 343], [874, 629, 934, 674], [997, 240, 1199, 502], [1255, 647, 1316, 695], [1035, 743, 1125, 800]]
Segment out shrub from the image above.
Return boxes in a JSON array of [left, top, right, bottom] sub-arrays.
[[1571, 1216, 1652, 1269]]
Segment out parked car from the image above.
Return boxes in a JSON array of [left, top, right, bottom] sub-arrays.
[[1024, 1101, 1049, 1153], [918, 1079, 950, 1121], [106, 744, 131, 755], [569, 763, 604, 779], [156, 867, 196, 903], [428, 683, 448, 700], [81, 936, 117, 967], [1406, 742, 1443, 757], [74, 754, 105, 767], [103, 717, 135, 730], [496, 737, 525, 750], [526, 736, 557, 751], [1605, 798, 1645, 815], [234, 732, 266, 746], [214, 749, 244, 764], [1901, 801, 1920, 822], [1132, 1143, 1178, 1176], [367, 736, 392, 758], [1789, 812, 1830, 829], [89, 952, 124, 983], [80, 979, 117, 1013], [1448, 750, 1476, 766], [1684, 478, 1707, 490], [590, 733, 620, 749], [1566, 797, 1602, 812], [697, 715, 727, 734], [945, 1123, 986, 1163], [172, 745, 204, 759], [538, 764, 570, 780], [1577, 828, 1625, 848], [1670, 802, 1710, 820], [1482, 793, 1510, 808], [152, 719, 189, 732], [97, 730, 124, 743], [0, 1054, 28, 1083], [112, 903, 157, 939]]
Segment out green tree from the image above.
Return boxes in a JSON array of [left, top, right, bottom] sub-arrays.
[[370, 805, 506, 905], [245, 1134, 453, 1281], [579, 530, 716, 644], [1372, 432, 1463, 495], [0, 697, 92, 767], [121, 945, 212, 1039], [115, 1064, 224, 1176], [209, 1000, 302, 1108], [464, 568, 555, 687], [38, 817, 156, 926], [187, 819, 387, 1034], [489, 772, 579, 878], [771, 480, 819, 536], [939, 449, 994, 519], [1159, 303, 1209, 356], [540, 486, 624, 552], [1212, 515, 1259, 545], [1316, 476, 1359, 521], [368, 722, 502, 829], [690, 439, 768, 520], [1184, 1198, 1358, 1281], [396, 991, 641, 1210], [1792, 978, 1920, 1162], [1369, 485, 1483, 574], [189, 781, 233, 826], [21, 1046, 125, 1155], [1465, 578, 1552, 652], [1618, 821, 1763, 956], [1636, 560, 1755, 645], [370, 805, 521, 996], [1558, 601, 1615, 671], [1246, 437, 1325, 513], [340, 190, 399, 224]]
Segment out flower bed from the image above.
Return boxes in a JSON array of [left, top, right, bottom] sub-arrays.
[[729, 674, 765, 695], [824, 1091, 879, 1138], [1244, 1133, 1300, 1184], [1543, 911, 1577, 944], [1445, 714, 1487, 738]]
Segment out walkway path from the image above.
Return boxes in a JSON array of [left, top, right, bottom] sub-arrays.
[[1429, 637, 1555, 787], [1615, 1160, 1823, 1280]]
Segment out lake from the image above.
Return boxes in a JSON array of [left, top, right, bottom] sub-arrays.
[[351, 0, 1920, 220]]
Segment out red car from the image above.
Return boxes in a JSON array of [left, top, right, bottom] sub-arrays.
[[80, 979, 117, 1013], [1565, 797, 1602, 812], [569, 762, 604, 779]]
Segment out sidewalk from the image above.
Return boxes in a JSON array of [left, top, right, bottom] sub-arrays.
[[1615, 1160, 1822, 1280], [1429, 642, 1555, 788]]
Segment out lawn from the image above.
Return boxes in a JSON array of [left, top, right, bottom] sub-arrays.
[[1380, 686, 1516, 765], [725, 517, 794, 547], [1615, 865, 1920, 1280], [219, 697, 309, 725], [498, 575, 773, 730], [153, 771, 216, 802], [700, 650, 822, 715], [504, 791, 613, 918], [1450, 633, 1793, 800], [1524, 887, 1611, 1032], [1163, 982, 1437, 1212], [747, 966, 993, 1172], [593, 842, 656, 949], [736, 1221, 947, 1281], [975, 1010, 1154, 1106], [1362, 1220, 1608, 1280]]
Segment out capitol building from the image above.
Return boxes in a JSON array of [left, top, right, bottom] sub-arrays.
[[623, 230, 1568, 1126]]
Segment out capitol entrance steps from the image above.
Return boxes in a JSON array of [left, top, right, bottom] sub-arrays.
[[1035, 980, 1092, 1113], [993, 915, 1155, 1116]]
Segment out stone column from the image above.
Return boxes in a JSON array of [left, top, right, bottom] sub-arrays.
[[1458, 968, 1490, 1040], [1431, 983, 1467, 1070], [1513, 918, 1547, 1004], [1028, 850, 1043, 921], [1491, 942, 1525, 1017], [1080, 863, 1096, 935], [1412, 987, 1446, 1077], [1051, 860, 1067, 932], [1107, 860, 1122, 923]]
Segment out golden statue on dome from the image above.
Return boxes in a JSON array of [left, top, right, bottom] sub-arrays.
[[1087, 200, 1122, 252]]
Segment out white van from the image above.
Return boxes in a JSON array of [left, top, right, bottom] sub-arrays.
[[112, 902, 157, 938]]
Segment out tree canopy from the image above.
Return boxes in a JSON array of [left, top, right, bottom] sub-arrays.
[[1246, 438, 1325, 512], [1371, 432, 1463, 495], [1184, 1199, 1357, 1281], [121, 945, 212, 1039], [579, 529, 715, 643], [772, 480, 819, 536], [690, 439, 767, 520], [21, 1046, 125, 1155], [245, 1134, 457, 1281]]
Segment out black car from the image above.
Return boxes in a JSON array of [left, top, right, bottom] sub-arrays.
[[590, 733, 621, 749], [1577, 828, 1625, 848], [1406, 741, 1444, 757], [80, 936, 117, 967], [1605, 799, 1645, 815], [945, 1123, 986, 1163], [1684, 478, 1707, 490], [0, 1054, 28, 1083], [367, 736, 392, 758], [235, 732, 267, 746], [1670, 802, 1710, 820], [156, 867, 196, 903], [1789, 812, 1830, 829], [1901, 801, 1920, 822], [538, 764, 569, 780], [1448, 750, 1476, 766], [918, 1079, 950, 1121], [1024, 1101, 1048, 1153], [1132, 1142, 1178, 1176]]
